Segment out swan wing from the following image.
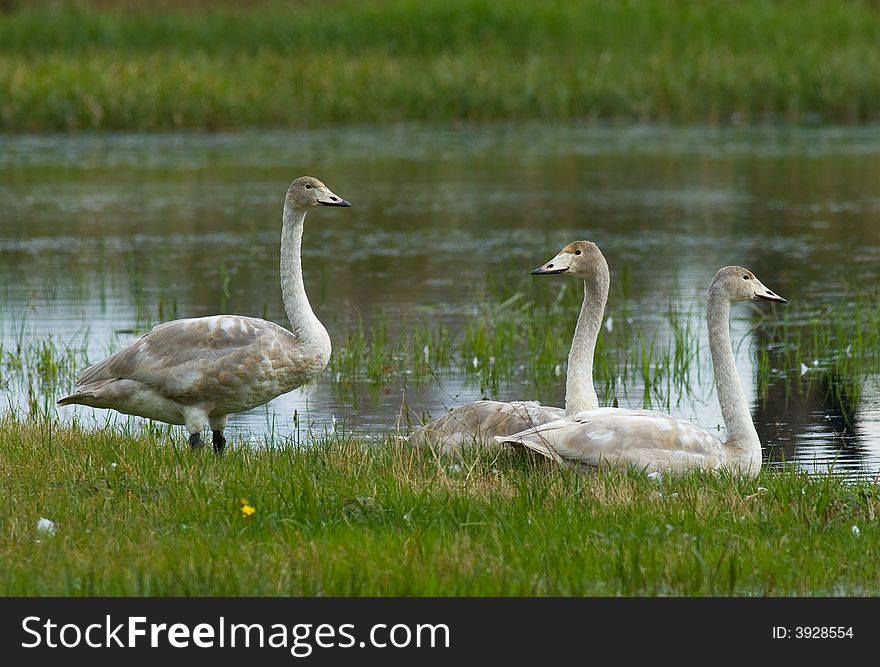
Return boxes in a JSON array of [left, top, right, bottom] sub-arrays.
[[499, 407, 726, 473], [73, 315, 305, 400], [412, 400, 565, 453]]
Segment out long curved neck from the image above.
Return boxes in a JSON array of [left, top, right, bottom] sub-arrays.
[[564, 264, 609, 415], [706, 288, 760, 454], [280, 203, 318, 332]]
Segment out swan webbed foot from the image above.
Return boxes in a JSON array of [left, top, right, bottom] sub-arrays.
[[189, 432, 203, 449], [212, 430, 227, 454]]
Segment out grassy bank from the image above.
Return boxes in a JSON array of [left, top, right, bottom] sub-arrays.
[[2, 0, 880, 131], [1, 416, 878, 595]]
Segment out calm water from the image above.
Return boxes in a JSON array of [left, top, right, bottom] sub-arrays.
[[1, 124, 879, 475]]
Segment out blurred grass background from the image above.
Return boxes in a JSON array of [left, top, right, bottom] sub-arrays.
[[2, 0, 880, 131]]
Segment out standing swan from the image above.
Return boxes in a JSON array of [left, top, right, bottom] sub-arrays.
[[58, 176, 351, 452], [411, 241, 610, 453], [498, 266, 786, 477]]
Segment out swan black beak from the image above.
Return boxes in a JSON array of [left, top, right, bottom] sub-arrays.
[[757, 291, 787, 304], [318, 197, 352, 207], [531, 265, 569, 275]]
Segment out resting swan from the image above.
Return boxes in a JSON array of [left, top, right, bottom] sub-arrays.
[[58, 176, 351, 452], [497, 266, 786, 477], [411, 241, 610, 453]]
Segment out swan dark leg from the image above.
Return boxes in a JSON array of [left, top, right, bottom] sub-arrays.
[[189, 432, 203, 449], [212, 430, 227, 454]]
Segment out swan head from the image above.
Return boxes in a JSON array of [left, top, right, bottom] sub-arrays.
[[711, 266, 787, 304], [286, 176, 352, 210], [530, 241, 607, 279]]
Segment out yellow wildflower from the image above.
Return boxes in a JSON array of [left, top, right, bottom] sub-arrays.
[[241, 503, 256, 517]]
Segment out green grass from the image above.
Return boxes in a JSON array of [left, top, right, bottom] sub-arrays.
[[2, 0, 880, 131], [1, 416, 878, 595]]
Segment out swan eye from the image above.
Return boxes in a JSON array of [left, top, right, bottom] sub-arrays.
[[743, 275, 750, 280], [305, 184, 312, 189], [574, 249, 582, 255]]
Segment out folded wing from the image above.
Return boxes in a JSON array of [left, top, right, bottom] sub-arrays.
[[412, 400, 565, 454], [498, 407, 727, 473], [66, 315, 302, 405]]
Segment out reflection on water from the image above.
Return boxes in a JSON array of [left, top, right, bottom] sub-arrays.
[[1, 124, 879, 475]]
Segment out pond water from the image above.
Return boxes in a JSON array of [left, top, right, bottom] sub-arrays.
[[1, 124, 879, 476]]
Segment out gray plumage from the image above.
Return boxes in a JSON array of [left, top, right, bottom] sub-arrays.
[[58, 176, 351, 450]]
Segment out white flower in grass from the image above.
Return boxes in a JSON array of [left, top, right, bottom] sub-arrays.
[[852, 525, 861, 537], [605, 316, 613, 333], [37, 518, 56, 536]]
